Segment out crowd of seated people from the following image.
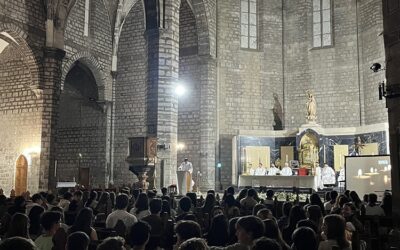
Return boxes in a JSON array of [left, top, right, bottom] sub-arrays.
[[0, 186, 395, 250]]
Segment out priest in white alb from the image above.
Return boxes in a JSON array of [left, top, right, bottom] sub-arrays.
[[267, 163, 280, 176], [280, 162, 293, 176], [321, 164, 336, 186], [314, 163, 324, 190], [178, 158, 194, 191], [254, 163, 266, 175]]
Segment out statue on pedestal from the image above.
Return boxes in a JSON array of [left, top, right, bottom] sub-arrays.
[[306, 90, 317, 123]]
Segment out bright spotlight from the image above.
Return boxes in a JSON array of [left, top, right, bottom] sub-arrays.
[[175, 84, 186, 97], [177, 143, 185, 151]]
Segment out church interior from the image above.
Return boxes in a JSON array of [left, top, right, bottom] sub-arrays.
[[2, 0, 400, 249]]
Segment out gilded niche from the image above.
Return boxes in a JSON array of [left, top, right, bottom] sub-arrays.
[[299, 132, 319, 168]]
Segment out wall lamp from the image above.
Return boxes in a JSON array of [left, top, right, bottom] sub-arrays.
[[370, 63, 384, 73]]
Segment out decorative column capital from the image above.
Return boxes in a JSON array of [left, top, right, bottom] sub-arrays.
[[44, 47, 66, 61]]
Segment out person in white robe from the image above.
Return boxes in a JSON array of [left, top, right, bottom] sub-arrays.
[[267, 164, 280, 176], [321, 164, 336, 186], [178, 158, 194, 191], [254, 163, 266, 176], [337, 167, 345, 188], [314, 163, 324, 190], [280, 162, 293, 176]]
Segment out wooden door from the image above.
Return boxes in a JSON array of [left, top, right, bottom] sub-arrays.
[[15, 155, 28, 195], [79, 168, 90, 188]]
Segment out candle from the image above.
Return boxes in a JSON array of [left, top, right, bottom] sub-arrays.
[[384, 175, 388, 184], [323, 145, 326, 163], [370, 167, 373, 173], [285, 155, 288, 162], [358, 169, 362, 177]]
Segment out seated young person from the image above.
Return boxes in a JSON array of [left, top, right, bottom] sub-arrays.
[[106, 193, 138, 229], [175, 220, 202, 249], [129, 221, 151, 250], [66, 232, 90, 250], [0, 237, 37, 250], [34, 211, 62, 250], [210, 215, 265, 250]]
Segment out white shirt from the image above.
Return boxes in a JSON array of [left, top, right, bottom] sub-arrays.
[[130, 208, 151, 219], [268, 167, 280, 176], [179, 161, 193, 174], [254, 167, 266, 176], [321, 166, 336, 185], [106, 209, 138, 229], [281, 167, 293, 176]]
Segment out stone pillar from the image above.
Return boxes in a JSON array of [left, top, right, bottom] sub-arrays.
[[40, 47, 65, 191], [382, 0, 400, 217], [198, 55, 217, 190], [146, 0, 181, 188]]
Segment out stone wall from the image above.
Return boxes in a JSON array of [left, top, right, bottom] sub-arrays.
[[58, 0, 113, 186], [177, 0, 201, 180], [359, 0, 387, 124], [0, 49, 42, 194], [0, 0, 46, 194], [217, 0, 283, 187], [56, 64, 107, 187], [283, 0, 386, 129], [114, 1, 147, 186]]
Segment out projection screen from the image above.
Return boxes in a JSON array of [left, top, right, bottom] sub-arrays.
[[345, 155, 391, 199]]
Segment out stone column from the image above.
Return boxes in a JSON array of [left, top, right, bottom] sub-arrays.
[[198, 55, 217, 190], [382, 0, 400, 217], [146, 0, 181, 188], [40, 47, 65, 191]]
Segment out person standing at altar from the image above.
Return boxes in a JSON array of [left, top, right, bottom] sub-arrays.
[[178, 158, 194, 191], [321, 164, 336, 186], [281, 162, 293, 176], [267, 163, 280, 176], [338, 167, 345, 188], [254, 162, 266, 175], [314, 163, 324, 190]]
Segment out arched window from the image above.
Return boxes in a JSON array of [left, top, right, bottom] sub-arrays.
[[313, 0, 332, 48], [240, 0, 258, 49]]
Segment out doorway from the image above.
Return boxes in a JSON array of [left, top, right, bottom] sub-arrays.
[[79, 167, 90, 188], [15, 155, 28, 195]]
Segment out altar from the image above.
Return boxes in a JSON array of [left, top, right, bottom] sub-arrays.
[[238, 175, 315, 189]]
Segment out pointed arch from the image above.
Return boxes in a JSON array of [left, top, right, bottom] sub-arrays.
[[61, 51, 106, 100], [0, 23, 41, 89]]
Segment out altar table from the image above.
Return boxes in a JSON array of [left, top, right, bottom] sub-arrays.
[[238, 175, 315, 190]]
